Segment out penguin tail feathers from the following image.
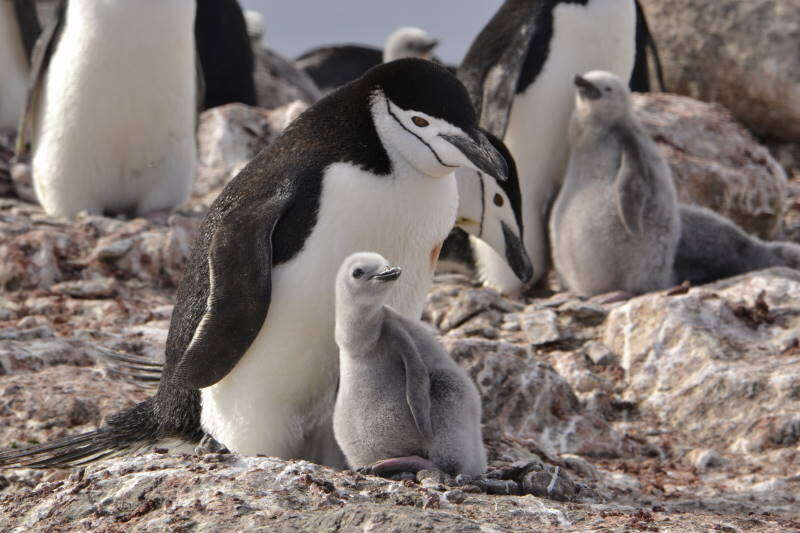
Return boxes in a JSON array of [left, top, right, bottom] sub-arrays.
[[0, 403, 156, 470], [97, 346, 163, 390]]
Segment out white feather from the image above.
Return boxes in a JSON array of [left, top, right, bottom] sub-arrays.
[[31, 0, 197, 218]]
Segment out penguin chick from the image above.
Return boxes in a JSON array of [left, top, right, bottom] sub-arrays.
[[675, 204, 800, 285], [550, 70, 680, 297], [333, 252, 486, 478]]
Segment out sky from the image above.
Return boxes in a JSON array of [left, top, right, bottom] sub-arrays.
[[239, 1, 503, 64]]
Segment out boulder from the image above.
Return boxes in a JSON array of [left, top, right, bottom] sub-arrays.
[[603, 267, 800, 454], [634, 93, 787, 239], [638, 0, 800, 143]]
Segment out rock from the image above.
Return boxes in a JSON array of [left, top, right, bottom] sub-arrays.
[[195, 101, 307, 207], [443, 489, 466, 504], [583, 342, 615, 366], [443, 338, 629, 458], [603, 268, 800, 453], [521, 466, 577, 502], [686, 449, 726, 470], [520, 309, 562, 346], [51, 278, 118, 299], [639, 0, 800, 143], [634, 93, 787, 238]]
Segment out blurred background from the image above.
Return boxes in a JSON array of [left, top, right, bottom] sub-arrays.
[[239, 0, 502, 62]]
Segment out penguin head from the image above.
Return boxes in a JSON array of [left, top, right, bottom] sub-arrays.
[[455, 130, 533, 284], [383, 27, 439, 62], [573, 71, 632, 124], [337, 252, 402, 307], [364, 59, 509, 181]]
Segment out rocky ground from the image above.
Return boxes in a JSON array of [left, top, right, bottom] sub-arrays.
[[0, 98, 799, 531], [2, 2, 800, 526]]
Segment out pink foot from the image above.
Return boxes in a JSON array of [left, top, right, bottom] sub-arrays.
[[358, 455, 439, 477]]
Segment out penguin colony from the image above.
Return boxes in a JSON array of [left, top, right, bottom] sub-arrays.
[[0, 0, 797, 480]]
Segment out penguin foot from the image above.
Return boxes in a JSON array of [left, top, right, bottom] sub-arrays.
[[358, 456, 440, 478], [590, 290, 635, 305]]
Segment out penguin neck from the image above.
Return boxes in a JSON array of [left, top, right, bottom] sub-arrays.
[[335, 299, 387, 355]]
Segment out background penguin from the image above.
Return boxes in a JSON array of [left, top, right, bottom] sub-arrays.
[[17, 0, 198, 219], [439, 129, 533, 285], [295, 26, 441, 94], [195, 0, 258, 109], [333, 253, 486, 478], [0, 59, 509, 469], [550, 71, 680, 297], [243, 10, 321, 108], [458, 0, 639, 294], [675, 205, 800, 286], [0, 0, 40, 130]]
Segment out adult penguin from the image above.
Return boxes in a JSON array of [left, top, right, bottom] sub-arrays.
[[458, 0, 640, 293], [0, 0, 40, 130], [0, 59, 509, 469]]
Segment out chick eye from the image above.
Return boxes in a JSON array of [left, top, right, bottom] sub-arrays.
[[412, 116, 429, 127], [352, 268, 364, 279], [493, 193, 504, 207], [604, 87, 612, 93]]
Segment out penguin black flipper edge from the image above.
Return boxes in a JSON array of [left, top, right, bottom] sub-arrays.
[[457, 1, 541, 139], [172, 201, 278, 390], [15, 0, 65, 158]]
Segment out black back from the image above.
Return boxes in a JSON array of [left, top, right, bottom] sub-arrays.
[[629, 0, 666, 92], [195, 0, 257, 109], [12, 0, 41, 63], [295, 45, 384, 93]]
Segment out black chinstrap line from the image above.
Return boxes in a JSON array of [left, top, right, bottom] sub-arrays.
[[384, 98, 457, 170]]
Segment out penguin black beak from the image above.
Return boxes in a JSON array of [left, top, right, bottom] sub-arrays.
[[440, 130, 509, 182], [370, 266, 402, 282], [502, 222, 534, 284], [574, 75, 602, 100]]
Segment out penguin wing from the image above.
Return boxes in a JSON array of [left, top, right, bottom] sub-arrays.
[[614, 126, 654, 236], [12, 0, 42, 63], [294, 45, 383, 93], [457, 1, 541, 138], [15, 0, 66, 158], [170, 200, 278, 389], [385, 312, 434, 440]]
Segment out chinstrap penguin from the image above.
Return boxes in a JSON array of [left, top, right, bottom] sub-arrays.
[[0, 0, 40, 130], [458, 0, 637, 293], [333, 253, 486, 478], [675, 204, 800, 286], [295, 26, 440, 94], [0, 59, 509, 469], [550, 71, 679, 297], [16, 0, 198, 219], [439, 129, 533, 285]]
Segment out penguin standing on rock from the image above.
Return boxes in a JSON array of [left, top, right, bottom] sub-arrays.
[[458, 0, 638, 293], [0, 59, 510, 469], [550, 71, 680, 297], [0, 0, 40, 130], [17, 0, 198, 219]]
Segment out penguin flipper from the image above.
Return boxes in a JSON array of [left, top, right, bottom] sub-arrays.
[[11, 0, 42, 64], [457, 2, 540, 138], [172, 204, 275, 390], [384, 311, 433, 441], [15, 0, 66, 159], [614, 126, 653, 236]]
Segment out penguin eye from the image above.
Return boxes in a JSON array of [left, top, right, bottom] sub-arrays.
[[493, 193, 504, 207], [604, 87, 612, 93], [352, 268, 364, 279], [412, 116, 429, 127]]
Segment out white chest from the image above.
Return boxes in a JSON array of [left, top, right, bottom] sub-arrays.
[[0, 2, 29, 129], [31, 0, 197, 217], [200, 162, 458, 457]]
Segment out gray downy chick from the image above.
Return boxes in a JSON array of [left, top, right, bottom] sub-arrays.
[[333, 252, 486, 478], [550, 70, 680, 297], [675, 204, 800, 285]]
